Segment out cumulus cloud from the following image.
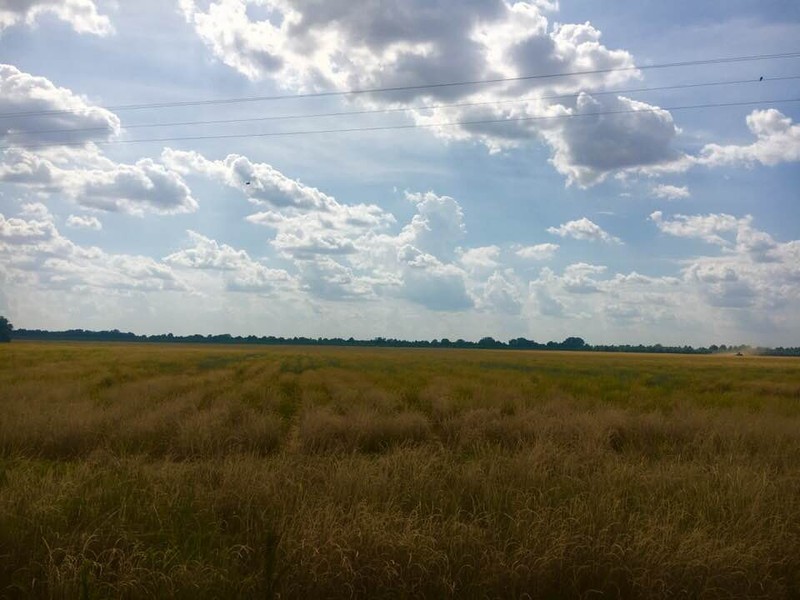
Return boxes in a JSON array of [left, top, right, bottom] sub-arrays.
[[0, 206, 186, 293], [515, 242, 558, 260], [66, 214, 101, 230], [0, 66, 196, 215], [0, 0, 113, 36], [649, 210, 799, 314], [0, 211, 57, 243], [164, 230, 252, 270], [166, 149, 396, 259], [561, 262, 607, 293], [649, 211, 740, 246], [244, 182, 473, 309], [295, 256, 378, 301], [179, 0, 635, 98], [176, 1, 694, 186], [169, 149, 474, 309], [19, 201, 53, 221], [0, 64, 120, 147], [180, 0, 511, 89], [460, 245, 500, 273], [650, 210, 781, 263], [632, 109, 800, 179], [478, 269, 523, 314], [399, 258, 473, 311], [698, 109, 800, 168], [547, 217, 621, 244], [163, 149, 338, 211], [0, 148, 198, 214], [166, 149, 397, 256], [539, 94, 679, 186], [397, 191, 466, 262], [174, 3, 800, 188], [682, 250, 793, 310], [528, 262, 682, 329], [165, 230, 293, 293], [651, 184, 690, 200], [251, 202, 394, 262]]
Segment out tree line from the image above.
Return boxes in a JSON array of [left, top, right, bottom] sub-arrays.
[[3, 318, 798, 355]]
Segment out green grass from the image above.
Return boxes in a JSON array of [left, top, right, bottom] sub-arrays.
[[1, 342, 799, 598]]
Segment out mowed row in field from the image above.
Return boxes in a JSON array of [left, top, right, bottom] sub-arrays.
[[1, 342, 800, 598]]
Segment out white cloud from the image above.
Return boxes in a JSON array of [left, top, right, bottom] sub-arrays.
[[561, 262, 607, 294], [651, 184, 689, 200], [165, 230, 293, 293], [648, 210, 799, 315], [398, 191, 466, 262], [650, 210, 781, 263], [539, 93, 679, 187], [631, 109, 800, 179], [0, 0, 113, 36], [515, 242, 558, 260], [0, 63, 120, 147], [179, 0, 636, 98], [1, 148, 198, 215], [478, 269, 523, 314], [528, 262, 684, 331], [649, 210, 741, 247], [177, 1, 693, 186], [170, 149, 474, 310], [164, 230, 251, 270], [460, 245, 500, 273], [295, 256, 378, 301], [0, 211, 57, 243], [163, 149, 338, 211], [19, 201, 53, 221], [0, 66, 196, 215], [682, 251, 795, 311], [269, 186, 473, 309], [547, 217, 621, 244], [399, 258, 473, 311], [0, 207, 186, 293], [66, 214, 101, 230], [249, 201, 396, 260], [698, 109, 800, 168]]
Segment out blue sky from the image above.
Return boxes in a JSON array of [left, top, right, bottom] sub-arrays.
[[0, 0, 798, 345]]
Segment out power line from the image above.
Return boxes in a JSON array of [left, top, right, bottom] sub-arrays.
[[4, 97, 798, 151], [1, 50, 799, 120], [16, 75, 800, 138]]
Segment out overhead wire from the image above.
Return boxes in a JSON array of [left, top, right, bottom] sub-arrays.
[[15, 75, 800, 138], [1, 50, 799, 119], [4, 97, 799, 151]]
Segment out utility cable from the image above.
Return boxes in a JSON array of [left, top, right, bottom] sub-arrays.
[[3, 97, 799, 151], [15, 75, 800, 138], [1, 50, 798, 119]]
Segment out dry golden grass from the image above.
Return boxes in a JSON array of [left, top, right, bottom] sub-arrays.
[[1, 342, 799, 598]]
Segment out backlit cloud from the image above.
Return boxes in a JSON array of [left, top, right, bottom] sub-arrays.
[[547, 217, 621, 244], [0, 0, 112, 36]]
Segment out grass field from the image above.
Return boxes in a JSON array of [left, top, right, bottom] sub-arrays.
[[1, 342, 799, 598]]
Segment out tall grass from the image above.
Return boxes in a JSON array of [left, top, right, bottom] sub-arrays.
[[1, 342, 799, 598]]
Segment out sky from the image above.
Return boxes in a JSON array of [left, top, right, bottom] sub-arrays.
[[0, 0, 799, 346]]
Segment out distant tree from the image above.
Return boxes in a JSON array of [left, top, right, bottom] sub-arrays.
[[478, 336, 503, 348], [0, 316, 13, 343], [508, 337, 538, 349], [561, 336, 586, 350]]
